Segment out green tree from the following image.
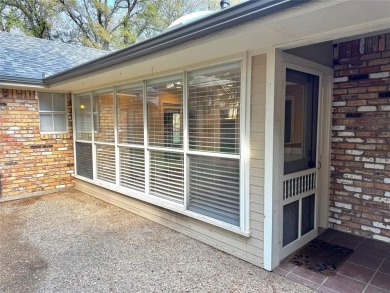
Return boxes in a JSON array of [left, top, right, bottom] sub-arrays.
[[58, 0, 180, 49], [153, 0, 218, 31], [0, 0, 242, 50], [0, 0, 61, 38], [126, 0, 241, 41]]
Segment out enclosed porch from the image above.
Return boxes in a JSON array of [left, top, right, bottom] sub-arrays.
[[39, 0, 390, 274]]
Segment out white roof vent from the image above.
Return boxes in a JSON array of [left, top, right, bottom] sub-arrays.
[[164, 11, 215, 32]]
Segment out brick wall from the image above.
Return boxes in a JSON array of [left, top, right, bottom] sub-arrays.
[[0, 89, 74, 198], [330, 33, 390, 242]]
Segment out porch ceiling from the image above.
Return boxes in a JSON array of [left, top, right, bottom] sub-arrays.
[[49, 0, 390, 92]]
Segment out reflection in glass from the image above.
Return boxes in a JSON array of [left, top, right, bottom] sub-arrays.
[[172, 112, 181, 144], [147, 76, 183, 148], [93, 91, 115, 143], [284, 82, 305, 162], [75, 95, 92, 141], [117, 86, 144, 145], [284, 69, 319, 175], [188, 62, 240, 154]]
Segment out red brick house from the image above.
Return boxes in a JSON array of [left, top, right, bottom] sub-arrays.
[[0, 32, 107, 199], [0, 0, 389, 271]]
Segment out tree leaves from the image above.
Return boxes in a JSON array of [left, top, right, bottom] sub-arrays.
[[0, 0, 240, 50]]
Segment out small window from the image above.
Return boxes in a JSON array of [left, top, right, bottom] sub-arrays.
[[38, 92, 67, 133]]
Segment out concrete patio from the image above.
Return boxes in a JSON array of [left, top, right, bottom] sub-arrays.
[[0, 190, 314, 293]]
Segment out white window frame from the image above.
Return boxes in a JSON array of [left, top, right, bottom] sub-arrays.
[[38, 92, 68, 134], [72, 56, 250, 237], [146, 74, 185, 205], [73, 93, 93, 142]]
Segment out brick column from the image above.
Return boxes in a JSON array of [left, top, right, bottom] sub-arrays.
[[330, 34, 390, 242]]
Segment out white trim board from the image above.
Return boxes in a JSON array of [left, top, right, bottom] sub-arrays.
[[262, 50, 333, 270], [263, 48, 279, 271]]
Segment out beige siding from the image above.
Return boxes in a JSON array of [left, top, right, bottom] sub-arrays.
[[75, 54, 267, 268], [249, 54, 267, 265]]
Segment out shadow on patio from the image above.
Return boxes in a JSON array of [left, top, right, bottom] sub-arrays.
[[274, 229, 390, 293], [0, 189, 314, 293]]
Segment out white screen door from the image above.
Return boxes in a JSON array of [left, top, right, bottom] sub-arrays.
[[279, 67, 320, 259]]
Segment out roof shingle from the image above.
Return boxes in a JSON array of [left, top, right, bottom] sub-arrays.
[[0, 32, 108, 82]]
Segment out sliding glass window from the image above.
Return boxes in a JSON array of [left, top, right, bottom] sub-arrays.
[[147, 76, 184, 204], [73, 61, 243, 229], [93, 90, 116, 184], [117, 85, 145, 191], [187, 62, 241, 226], [75, 93, 93, 180]]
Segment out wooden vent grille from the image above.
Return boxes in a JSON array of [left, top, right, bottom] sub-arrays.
[[283, 171, 316, 200]]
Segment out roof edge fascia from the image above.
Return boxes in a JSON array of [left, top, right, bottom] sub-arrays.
[[44, 0, 310, 85], [0, 75, 46, 89]]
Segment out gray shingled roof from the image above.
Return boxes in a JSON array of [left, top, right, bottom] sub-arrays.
[[0, 32, 108, 83]]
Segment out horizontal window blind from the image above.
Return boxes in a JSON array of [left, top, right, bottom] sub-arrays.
[[96, 144, 116, 184], [188, 62, 241, 154], [119, 147, 145, 191], [189, 155, 240, 226], [147, 76, 183, 149], [117, 86, 144, 145], [93, 92, 115, 143], [75, 94, 92, 141], [150, 151, 184, 203], [74, 61, 243, 228], [76, 142, 93, 179]]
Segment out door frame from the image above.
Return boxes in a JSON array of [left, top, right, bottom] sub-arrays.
[[276, 52, 333, 262]]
